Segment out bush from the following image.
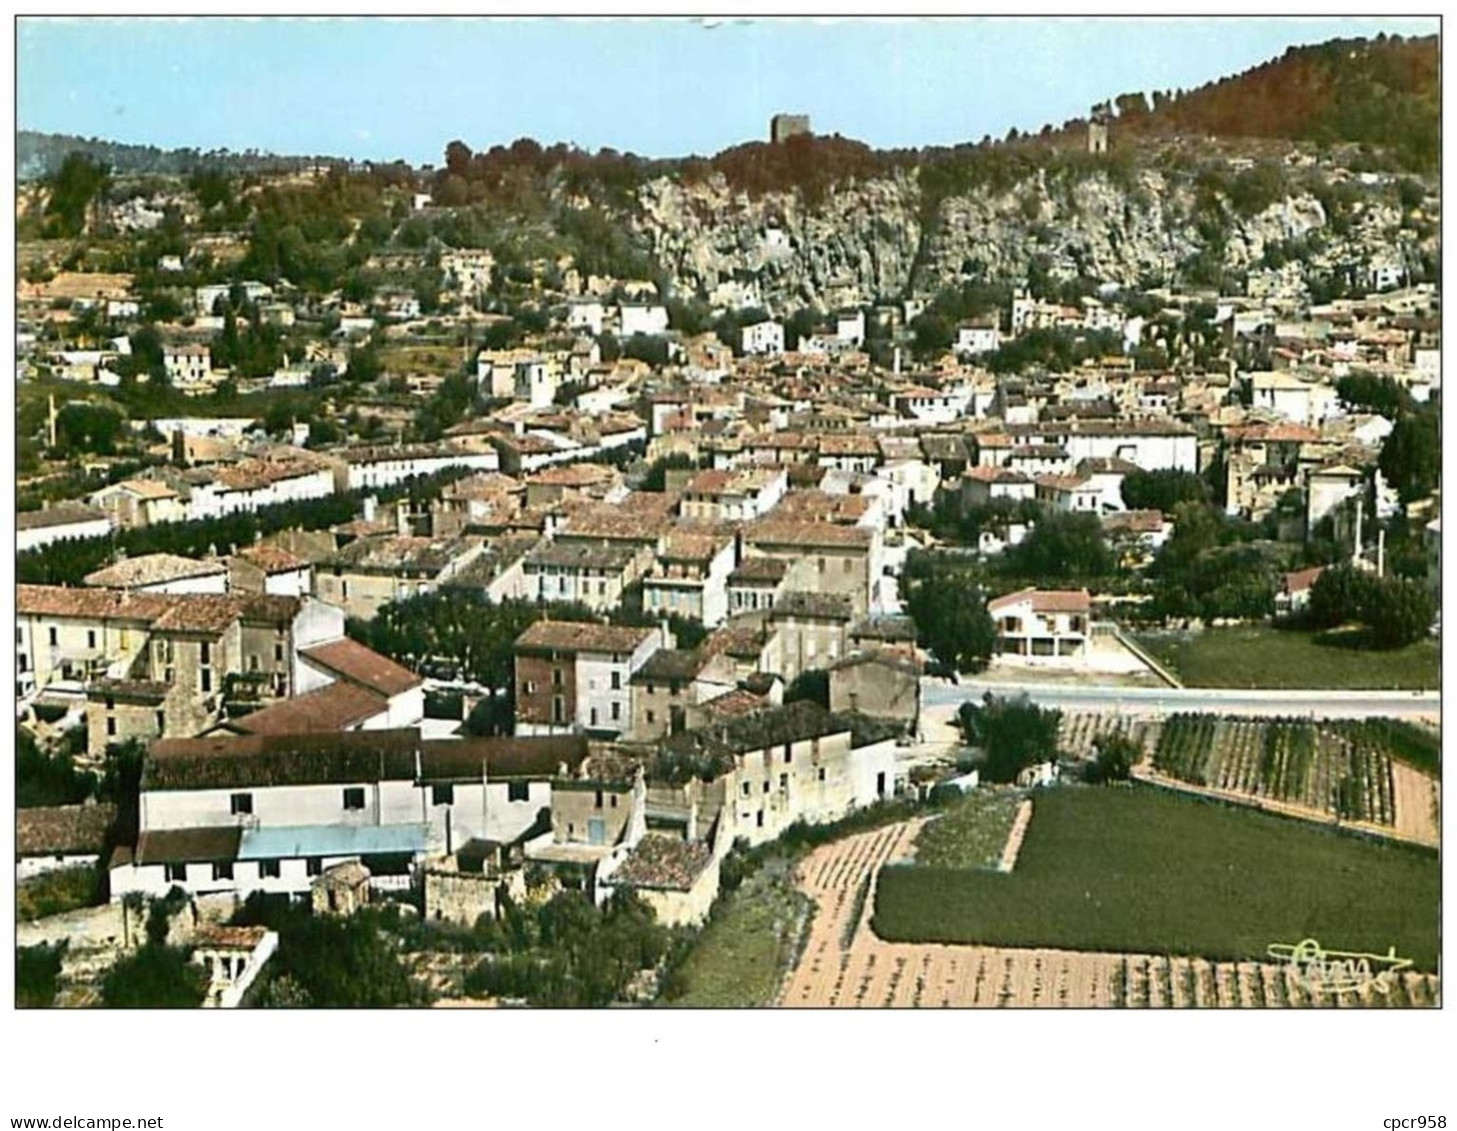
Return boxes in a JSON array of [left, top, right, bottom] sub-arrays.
[[958, 694, 1062, 784], [101, 944, 208, 1008], [17, 943, 65, 1008]]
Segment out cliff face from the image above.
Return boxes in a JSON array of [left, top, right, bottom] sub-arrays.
[[627, 165, 1423, 314]]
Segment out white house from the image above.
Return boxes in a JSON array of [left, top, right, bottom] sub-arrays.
[[741, 319, 785, 356], [17, 505, 113, 552], [567, 300, 606, 337], [955, 321, 1000, 357], [619, 304, 669, 338], [986, 587, 1092, 666], [835, 309, 866, 347]]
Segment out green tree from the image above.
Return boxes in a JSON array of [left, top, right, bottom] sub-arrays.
[[1364, 576, 1437, 650], [101, 944, 207, 1008], [903, 568, 996, 674], [1120, 469, 1209, 513], [783, 669, 830, 708], [17, 944, 65, 1008], [1378, 409, 1440, 502], [1084, 732, 1139, 784], [44, 152, 111, 237], [957, 693, 1062, 783], [1306, 564, 1374, 630], [1003, 510, 1115, 582]]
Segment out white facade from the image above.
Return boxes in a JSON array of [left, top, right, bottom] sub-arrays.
[[567, 301, 606, 337], [619, 304, 669, 338], [17, 513, 113, 552], [955, 324, 1000, 357], [741, 320, 785, 356], [345, 450, 499, 491]]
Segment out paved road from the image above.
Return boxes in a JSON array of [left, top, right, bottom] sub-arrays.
[[923, 678, 1441, 720]]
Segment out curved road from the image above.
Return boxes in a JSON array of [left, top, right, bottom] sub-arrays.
[[923, 678, 1441, 720]]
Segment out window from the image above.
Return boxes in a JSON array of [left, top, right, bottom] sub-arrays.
[[507, 781, 529, 803], [595, 790, 604, 808], [341, 580, 350, 599], [259, 860, 281, 879], [87, 630, 96, 649], [106, 717, 117, 737], [780, 773, 789, 792], [200, 642, 211, 665], [843, 558, 853, 574], [590, 707, 599, 727], [522, 680, 536, 696], [756, 810, 765, 828], [249, 655, 259, 672], [201, 669, 212, 694], [552, 667, 563, 687], [742, 782, 752, 798], [763, 781, 771, 794], [784, 744, 792, 764], [818, 768, 827, 782], [306, 857, 323, 877], [610, 701, 620, 722], [552, 696, 565, 724], [274, 643, 284, 663], [432, 783, 455, 806], [165, 863, 187, 883], [646, 710, 656, 725], [817, 557, 826, 574], [610, 671, 621, 691], [156, 710, 166, 733], [213, 862, 234, 881], [230, 793, 253, 816], [610, 794, 618, 808], [48, 628, 57, 647], [343, 787, 366, 810]]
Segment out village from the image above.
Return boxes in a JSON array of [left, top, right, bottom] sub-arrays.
[[15, 60, 1442, 1010]]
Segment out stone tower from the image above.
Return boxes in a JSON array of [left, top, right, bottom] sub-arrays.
[[1088, 102, 1112, 154], [771, 113, 811, 144]]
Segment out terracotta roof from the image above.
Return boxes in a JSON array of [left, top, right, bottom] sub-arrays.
[[17, 803, 117, 857], [515, 619, 657, 656], [987, 586, 1092, 615], [1282, 566, 1325, 594], [771, 590, 855, 620], [229, 681, 389, 736], [234, 543, 309, 574], [300, 637, 422, 697], [152, 595, 249, 635], [17, 585, 173, 623], [194, 925, 270, 950], [729, 558, 789, 584], [1102, 510, 1167, 534]]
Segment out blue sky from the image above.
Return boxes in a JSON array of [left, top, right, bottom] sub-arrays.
[[18, 16, 1439, 165]]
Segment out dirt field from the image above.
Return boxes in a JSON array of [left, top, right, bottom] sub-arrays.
[[776, 821, 1441, 1008], [1391, 760, 1440, 846]]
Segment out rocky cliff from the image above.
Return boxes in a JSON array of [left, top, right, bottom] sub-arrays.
[[626, 163, 1430, 314]]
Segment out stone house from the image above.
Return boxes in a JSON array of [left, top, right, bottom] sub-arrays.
[[514, 621, 665, 737]]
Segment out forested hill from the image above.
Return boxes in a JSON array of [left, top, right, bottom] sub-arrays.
[[16, 131, 353, 182], [1113, 35, 1438, 170]]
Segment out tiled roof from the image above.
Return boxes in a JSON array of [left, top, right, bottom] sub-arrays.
[[234, 543, 309, 574], [744, 520, 872, 549], [632, 648, 708, 684], [987, 587, 1091, 615], [135, 826, 242, 865], [419, 735, 589, 781], [229, 681, 389, 736], [17, 585, 173, 622], [524, 540, 640, 571], [728, 557, 789, 584], [515, 619, 657, 656], [145, 729, 422, 791], [194, 925, 270, 950], [84, 553, 226, 590], [18, 504, 110, 531], [301, 637, 422, 697], [771, 590, 854, 620], [17, 803, 117, 857]]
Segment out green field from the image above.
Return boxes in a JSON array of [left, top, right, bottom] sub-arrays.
[[659, 858, 812, 1007], [1135, 626, 1440, 690], [912, 788, 1025, 870], [873, 786, 1438, 969]]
